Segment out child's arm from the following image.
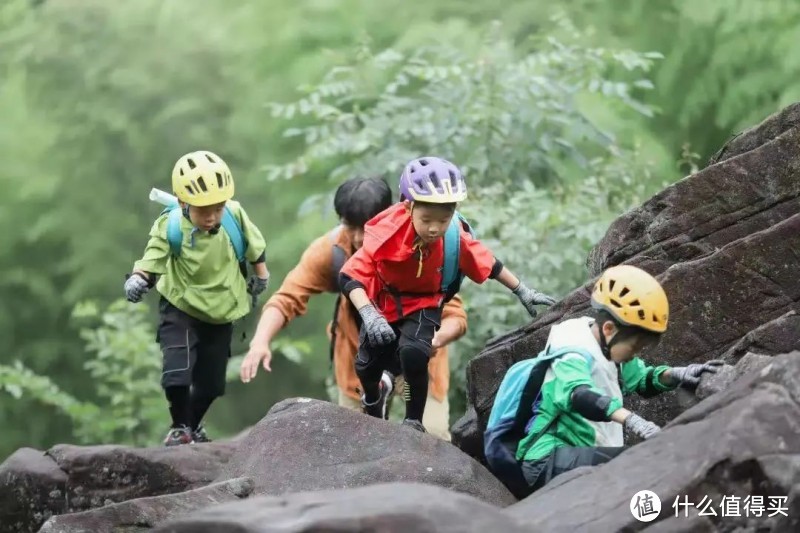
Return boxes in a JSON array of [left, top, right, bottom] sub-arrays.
[[457, 231, 556, 318], [125, 217, 170, 303], [432, 295, 468, 349], [338, 248, 396, 347], [236, 204, 270, 302]]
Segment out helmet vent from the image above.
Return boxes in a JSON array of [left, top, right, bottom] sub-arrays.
[[419, 159, 429, 166], [610, 298, 622, 308], [429, 172, 441, 188], [205, 153, 216, 163], [609, 279, 616, 291], [197, 177, 208, 192], [187, 158, 196, 170], [216, 172, 224, 188], [184, 185, 195, 196], [629, 299, 640, 306], [638, 309, 646, 320], [179, 169, 185, 176], [653, 313, 661, 323], [619, 287, 629, 297]]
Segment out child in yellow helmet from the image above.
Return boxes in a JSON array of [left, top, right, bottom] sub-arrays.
[[124, 151, 269, 446], [497, 265, 722, 496]]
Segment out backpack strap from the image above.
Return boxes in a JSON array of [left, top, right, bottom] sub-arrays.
[[162, 205, 246, 263], [165, 207, 185, 257], [328, 225, 347, 367], [441, 211, 474, 293], [220, 206, 246, 263]]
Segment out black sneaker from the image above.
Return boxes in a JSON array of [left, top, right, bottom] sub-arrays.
[[402, 418, 427, 433], [163, 425, 193, 447], [361, 372, 394, 419], [192, 424, 212, 443]]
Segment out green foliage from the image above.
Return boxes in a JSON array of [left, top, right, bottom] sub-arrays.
[[1, 0, 797, 457], [0, 300, 164, 445], [267, 19, 666, 415]]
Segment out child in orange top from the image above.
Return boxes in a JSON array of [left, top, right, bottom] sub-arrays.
[[339, 156, 557, 431]]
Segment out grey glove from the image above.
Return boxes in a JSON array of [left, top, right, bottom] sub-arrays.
[[358, 304, 396, 347], [512, 282, 557, 318], [624, 413, 661, 439], [124, 274, 151, 303], [247, 275, 270, 308], [669, 360, 724, 388]]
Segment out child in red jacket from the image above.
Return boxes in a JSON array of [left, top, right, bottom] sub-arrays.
[[339, 156, 556, 431]]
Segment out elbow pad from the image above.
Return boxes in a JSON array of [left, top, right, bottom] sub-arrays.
[[571, 385, 613, 422], [339, 272, 365, 296], [489, 259, 504, 279]]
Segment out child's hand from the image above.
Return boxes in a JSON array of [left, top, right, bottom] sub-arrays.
[[668, 360, 724, 388], [512, 282, 557, 317], [623, 412, 661, 439], [247, 274, 270, 308], [357, 304, 396, 346], [124, 273, 151, 303], [240, 344, 272, 383]]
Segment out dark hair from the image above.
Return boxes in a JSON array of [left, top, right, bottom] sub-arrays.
[[594, 309, 662, 346], [334, 176, 392, 226]]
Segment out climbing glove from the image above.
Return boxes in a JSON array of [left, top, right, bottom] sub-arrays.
[[358, 304, 396, 347], [124, 273, 151, 303], [669, 360, 725, 388], [512, 282, 557, 318], [247, 275, 270, 307], [624, 413, 661, 439]]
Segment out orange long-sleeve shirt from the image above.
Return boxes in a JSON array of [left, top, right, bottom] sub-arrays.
[[264, 225, 467, 402]]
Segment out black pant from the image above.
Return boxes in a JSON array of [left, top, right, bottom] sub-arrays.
[[157, 298, 232, 428], [355, 307, 441, 421], [521, 445, 629, 495]]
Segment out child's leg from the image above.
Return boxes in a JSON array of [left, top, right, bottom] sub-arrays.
[[396, 307, 441, 422], [157, 299, 199, 429], [355, 328, 397, 404], [190, 320, 234, 430]]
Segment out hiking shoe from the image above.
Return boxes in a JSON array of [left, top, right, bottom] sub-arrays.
[[192, 424, 212, 443], [163, 426, 194, 447], [361, 372, 394, 419], [402, 418, 427, 433]]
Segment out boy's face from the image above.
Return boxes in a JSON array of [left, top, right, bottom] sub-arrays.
[[184, 201, 226, 232], [601, 321, 659, 363], [405, 201, 455, 245], [341, 220, 365, 251]]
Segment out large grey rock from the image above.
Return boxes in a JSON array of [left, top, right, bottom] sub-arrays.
[[695, 352, 772, 400], [723, 310, 800, 359], [38, 477, 253, 533], [154, 482, 530, 533], [504, 352, 800, 532], [46, 439, 237, 512], [0, 448, 67, 533], [709, 102, 800, 164], [587, 107, 800, 277], [217, 398, 516, 507]]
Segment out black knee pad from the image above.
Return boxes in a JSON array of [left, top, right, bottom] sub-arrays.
[[398, 345, 428, 376]]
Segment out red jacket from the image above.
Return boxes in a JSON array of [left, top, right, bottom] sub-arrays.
[[341, 203, 496, 322]]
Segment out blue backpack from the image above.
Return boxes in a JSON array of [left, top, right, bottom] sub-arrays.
[[484, 345, 594, 497]]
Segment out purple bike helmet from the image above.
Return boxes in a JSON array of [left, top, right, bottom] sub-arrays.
[[398, 156, 467, 203]]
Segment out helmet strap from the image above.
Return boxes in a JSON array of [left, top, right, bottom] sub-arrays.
[[596, 320, 624, 360]]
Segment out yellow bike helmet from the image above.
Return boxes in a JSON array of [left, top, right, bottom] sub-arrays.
[[590, 265, 669, 333], [172, 150, 234, 206]]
